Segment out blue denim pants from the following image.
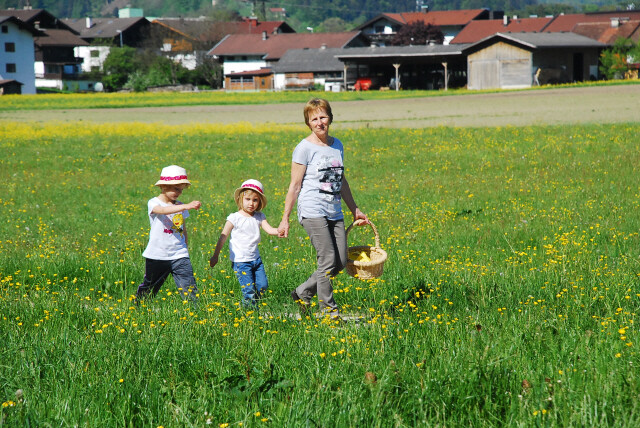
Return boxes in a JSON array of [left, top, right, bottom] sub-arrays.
[[232, 256, 268, 307]]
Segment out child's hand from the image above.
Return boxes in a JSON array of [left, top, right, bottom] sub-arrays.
[[187, 200, 202, 210], [209, 254, 219, 268]]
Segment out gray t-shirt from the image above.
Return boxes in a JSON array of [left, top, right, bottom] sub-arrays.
[[292, 137, 345, 222]]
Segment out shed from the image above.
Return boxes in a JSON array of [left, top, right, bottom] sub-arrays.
[[464, 32, 605, 90], [335, 44, 469, 90], [0, 79, 23, 95]]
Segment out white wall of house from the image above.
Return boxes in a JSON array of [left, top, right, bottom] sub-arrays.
[[75, 46, 111, 72], [0, 20, 36, 94], [274, 73, 286, 90], [222, 57, 267, 75], [171, 52, 198, 70], [360, 19, 399, 35]]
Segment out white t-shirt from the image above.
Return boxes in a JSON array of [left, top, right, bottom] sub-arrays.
[[142, 197, 190, 260], [292, 138, 345, 222], [227, 211, 266, 262]]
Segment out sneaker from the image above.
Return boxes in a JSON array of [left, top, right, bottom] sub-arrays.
[[291, 290, 310, 316]]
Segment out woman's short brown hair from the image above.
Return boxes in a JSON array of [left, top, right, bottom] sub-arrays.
[[303, 98, 333, 127]]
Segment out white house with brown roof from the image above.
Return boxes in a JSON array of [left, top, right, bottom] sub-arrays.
[[207, 31, 368, 89], [357, 9, 496, 45]]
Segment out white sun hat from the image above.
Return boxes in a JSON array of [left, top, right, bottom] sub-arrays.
[[154, 165, 191, 186], [234, 179, 267, 209]]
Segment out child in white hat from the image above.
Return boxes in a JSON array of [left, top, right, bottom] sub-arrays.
[[209, 179, 280, 308], [136, 165, 202, 305]]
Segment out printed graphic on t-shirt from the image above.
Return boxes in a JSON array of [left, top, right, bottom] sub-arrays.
[[160, 213, 185, 238], [317, 155, 344, 200]]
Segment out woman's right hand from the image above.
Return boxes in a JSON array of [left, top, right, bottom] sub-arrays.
[[278, 219, 290, 238]]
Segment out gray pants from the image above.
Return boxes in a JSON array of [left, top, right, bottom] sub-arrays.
[[136, 257, 199, 303], [296, 217, 347, 313]]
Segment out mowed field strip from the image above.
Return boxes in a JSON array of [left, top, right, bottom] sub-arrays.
[[2, 83, 639, 127]]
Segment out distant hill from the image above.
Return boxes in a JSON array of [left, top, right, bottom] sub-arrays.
[[0, 0, 632, 30]]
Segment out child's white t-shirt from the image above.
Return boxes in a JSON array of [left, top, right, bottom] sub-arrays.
[[142, 197, 190, 260], [227, 211, 266, 262]]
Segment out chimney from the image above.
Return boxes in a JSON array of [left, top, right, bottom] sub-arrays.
[[611, 17, 620, 28], [86, 17, 92, 28], [421, 5, 429, 13], [262, 31, 268, 40], [320, 43, 327, 49], [503, 15, 509, 26], [34, 21, 40, 29]]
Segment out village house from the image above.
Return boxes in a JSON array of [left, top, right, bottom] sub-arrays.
[[273, 47, 354, 91], [356, 9, 498, 46], [0, 15, 40, 94], [150, 16, 295, 70], [208, 31, 368, 90], [0, 9, 89, 91], [63, 16, 151, 73]]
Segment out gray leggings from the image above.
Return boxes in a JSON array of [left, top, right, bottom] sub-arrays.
[[296, 217, 347, 312]]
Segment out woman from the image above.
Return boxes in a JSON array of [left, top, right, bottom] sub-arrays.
[[278, 98, 368, 318]]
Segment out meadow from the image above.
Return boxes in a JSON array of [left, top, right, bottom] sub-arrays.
[[1, 79, 638, 111], [1, 118, 640, 426]]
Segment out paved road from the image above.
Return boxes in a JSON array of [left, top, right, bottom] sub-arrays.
[[2, 84, 639, 128]]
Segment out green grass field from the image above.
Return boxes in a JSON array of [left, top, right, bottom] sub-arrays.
[[1, 118, 640, 426]]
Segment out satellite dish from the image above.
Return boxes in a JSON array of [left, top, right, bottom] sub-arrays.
[[95, 82, 104, 92]]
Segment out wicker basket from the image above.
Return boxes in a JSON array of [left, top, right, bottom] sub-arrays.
[[345, 220, 387, 280]]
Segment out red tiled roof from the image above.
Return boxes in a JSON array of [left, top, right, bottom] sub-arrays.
[[572, 20, 640, 43], [209, 31, 362, 60], [384, 9, 487, 26], [544, 11, 640, 32], [228, 68, 273, 76], [451, 17, 552, 44], [235, 19, 293, 34]]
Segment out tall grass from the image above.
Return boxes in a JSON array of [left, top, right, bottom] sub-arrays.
[[1, 121, 639, 426]]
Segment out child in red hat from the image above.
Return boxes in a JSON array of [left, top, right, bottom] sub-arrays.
[[136, 165, 202, 305], [210, 179, 280, 308]]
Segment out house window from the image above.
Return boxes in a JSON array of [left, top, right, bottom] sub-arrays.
[[5, 42, 15, 52], [90, 50, 100, 57], [1, 25, 7, 33], [6, 63, 16, 73]]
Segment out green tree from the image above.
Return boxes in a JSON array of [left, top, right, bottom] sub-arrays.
[[102, 46, 139, 91], [599, 37, 635, 79], [317, 17, 349, 33]]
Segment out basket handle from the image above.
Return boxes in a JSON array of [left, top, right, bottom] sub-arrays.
[[346, 219, 380, 248]]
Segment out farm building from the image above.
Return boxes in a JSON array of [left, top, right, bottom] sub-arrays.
[[335, 44, 469, 90], [464, 32, 605, 90]]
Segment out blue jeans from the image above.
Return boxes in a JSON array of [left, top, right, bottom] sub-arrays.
[[232, 256, 268, 307]]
